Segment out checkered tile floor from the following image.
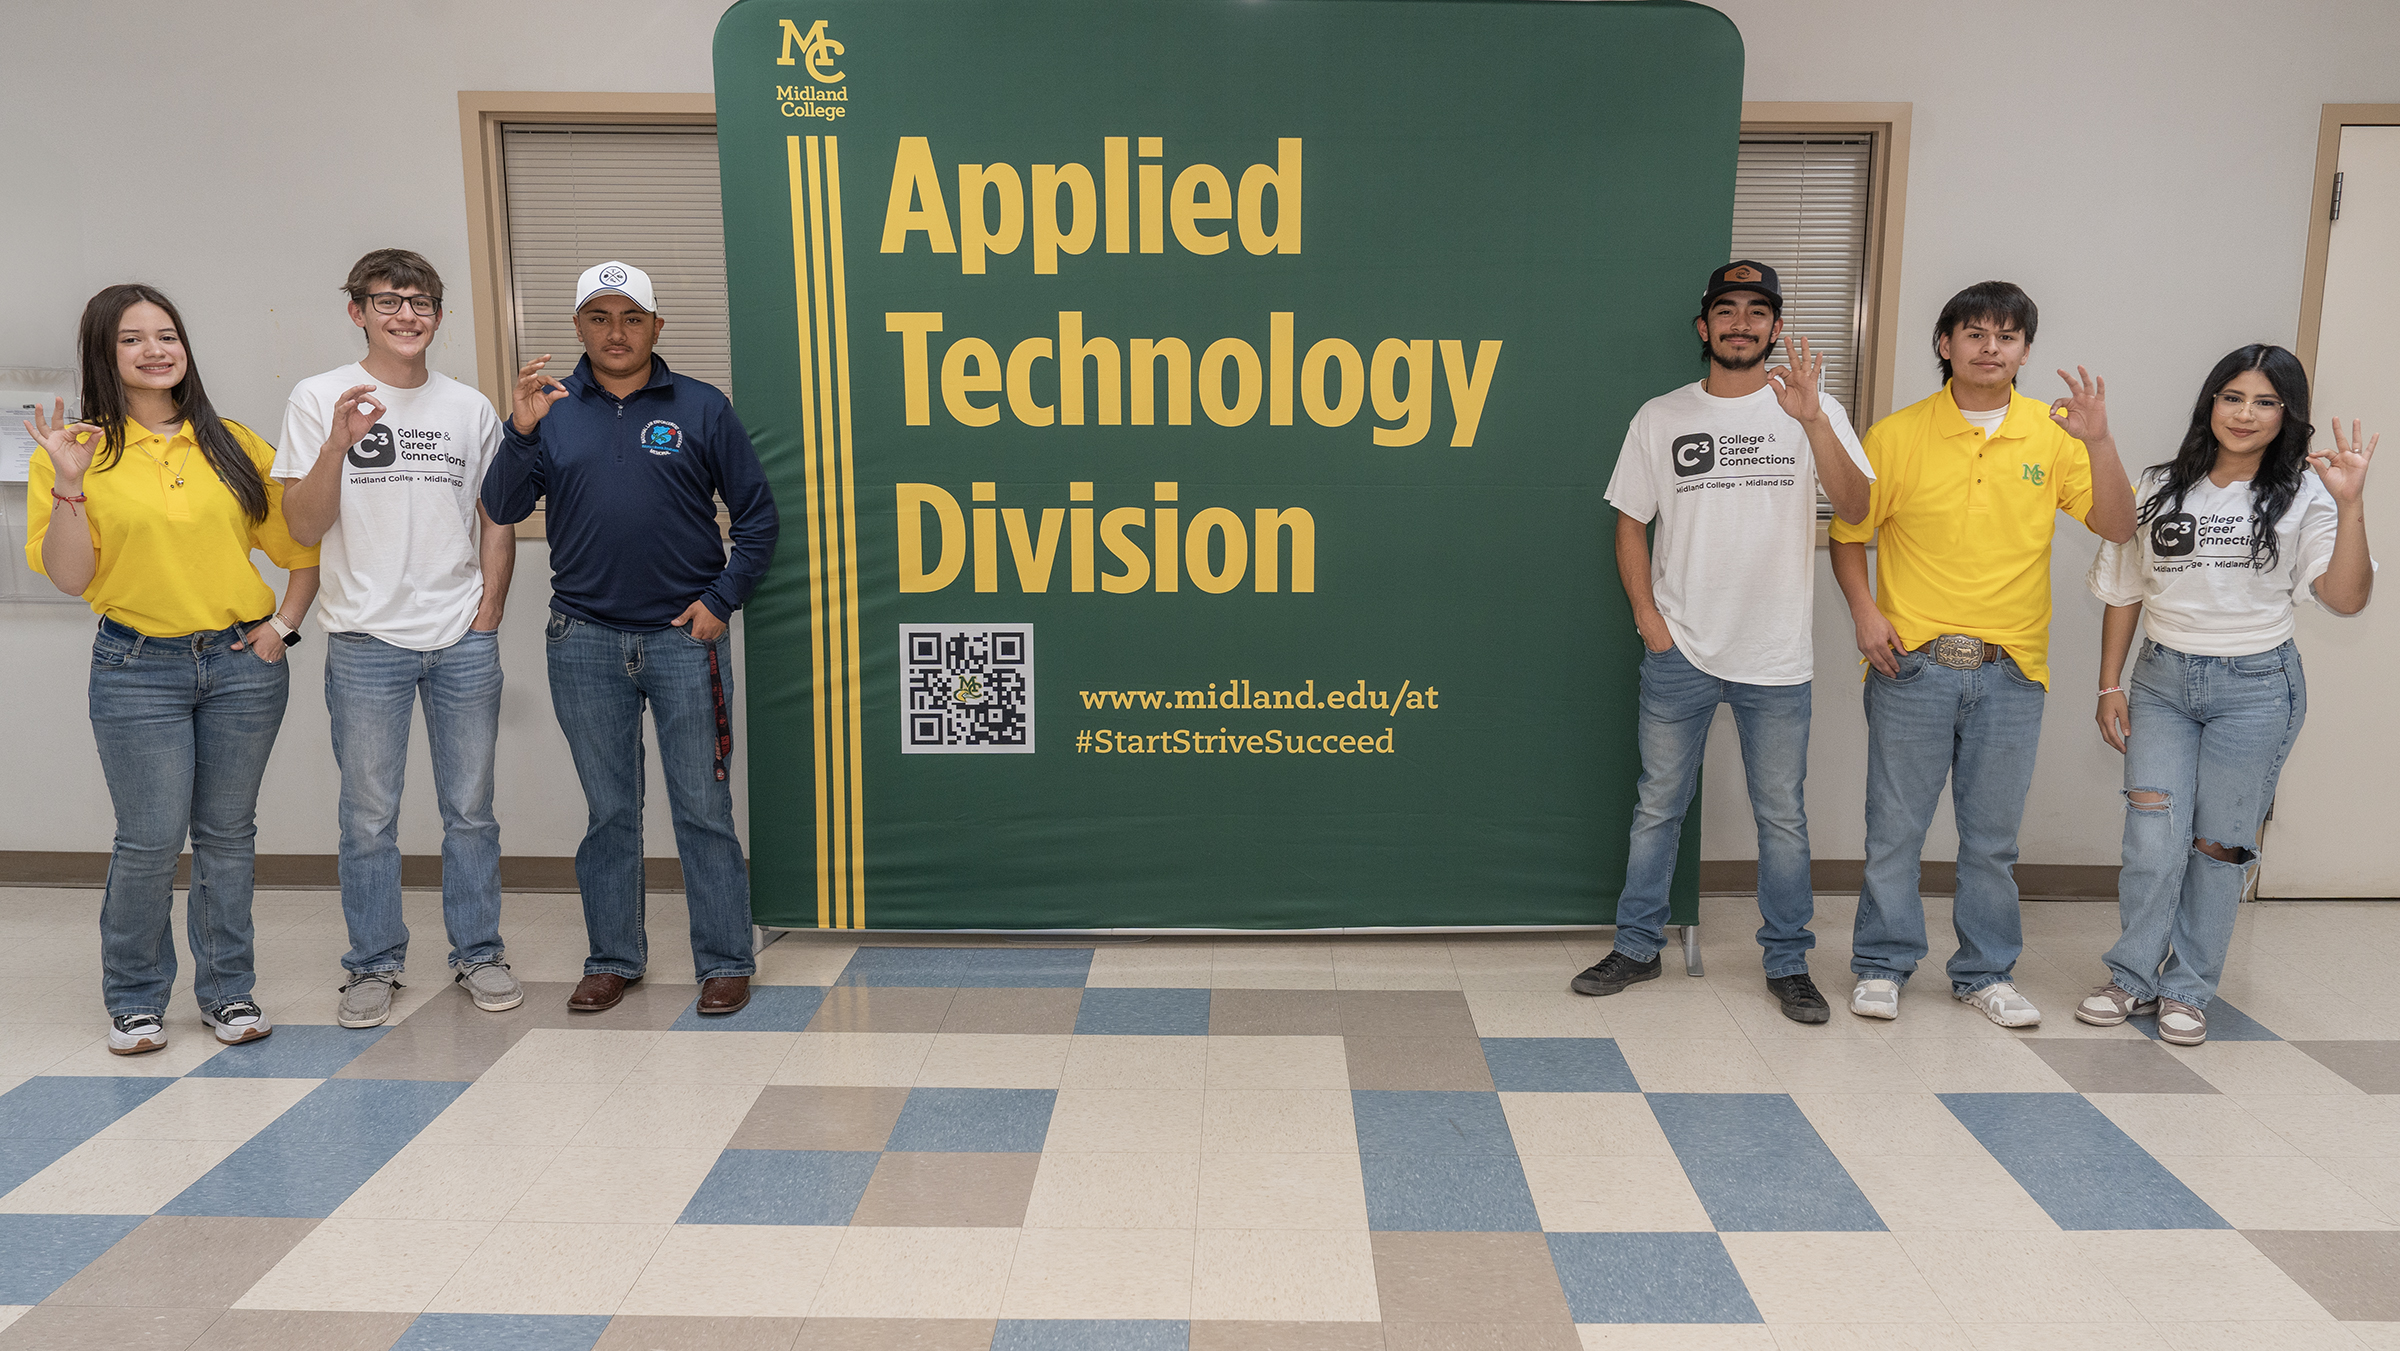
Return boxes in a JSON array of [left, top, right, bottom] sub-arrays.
[[3, 888, 2397, 1350]]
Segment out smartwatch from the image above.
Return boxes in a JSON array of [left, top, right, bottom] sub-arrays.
[[266, 615, 303, 647]]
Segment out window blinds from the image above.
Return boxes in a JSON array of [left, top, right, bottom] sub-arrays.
[[500, 126, 733, 399], [1731, 135, 1873, 424]]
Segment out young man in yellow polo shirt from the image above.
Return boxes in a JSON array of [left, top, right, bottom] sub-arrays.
[[1829, 281, 2135, 1026]]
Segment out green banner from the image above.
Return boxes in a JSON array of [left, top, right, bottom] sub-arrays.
[[713, 0, 1738, 930]]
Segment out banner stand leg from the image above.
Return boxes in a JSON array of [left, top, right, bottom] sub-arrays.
[[753, 925, 789, 954], [1678, 924, 1703, 977]]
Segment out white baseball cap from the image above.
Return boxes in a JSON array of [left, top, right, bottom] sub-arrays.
[[575, 260, 656, 312]]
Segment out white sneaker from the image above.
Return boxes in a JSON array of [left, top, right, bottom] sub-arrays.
[[202, 999, 273, 1045], [107, 1013, 168, 1055], [1850, 978, 1901, 1020], [1960, 981, 2041, 1028]]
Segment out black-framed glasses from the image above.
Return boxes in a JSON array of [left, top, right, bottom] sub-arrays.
[[365, 292, 442, 316]]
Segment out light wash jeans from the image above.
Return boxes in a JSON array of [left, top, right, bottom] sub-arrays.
[[1611, 644, 1817, 976], [325, 626, 505, 975], [1853, 647, 2047, 995], [545, 611, 754, 980], [87, 616, 288, 1018], [2105, 639, 2305, 1009]]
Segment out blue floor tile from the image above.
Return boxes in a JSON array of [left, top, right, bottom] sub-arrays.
[[0, 1076, 173, 1139], [159, 1139, 413, 1218], [668, 984, 829, 1031], [678, 1149, 878, 1224], [993, 1320, 1190, 1351], [1483, 1038, 1638, 1092], [1939, 1093, 2228, 1230], [393, 1312, 614, 1351], [1645, 1093, 1826, 1155], [836, 946, 1095, 988], [187, 1024, 392, 1078], [252, 1079, 471, 1146], [1360, 1153, 1541, 1231], [1548, 1232, 1763, 1323], [1350, 1090, 1520, 1155], [2129, 998, 2279, 1042], [0, 1137, 81, 1195], [1074, 988, 1210, 1035], [1649, 1094, 1884, 1232], [0, 1214, 145, 1303], [886, 1087, 1058, 1152]]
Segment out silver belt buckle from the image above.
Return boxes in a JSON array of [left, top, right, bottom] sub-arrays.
[[1930, 634, 1986, 670]]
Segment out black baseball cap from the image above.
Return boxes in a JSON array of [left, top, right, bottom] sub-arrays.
[[1702, 260, 1782, 313]]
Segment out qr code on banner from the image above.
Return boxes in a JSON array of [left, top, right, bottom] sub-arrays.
[[901, 624, 1035, 754]]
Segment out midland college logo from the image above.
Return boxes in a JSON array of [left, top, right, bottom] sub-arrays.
[[1672, 433, 1716, 478], [2151, 512, 2198, 557], [777, 19, 844, 82], [641, 420, 686, 455], [348, 423, 397, 469]]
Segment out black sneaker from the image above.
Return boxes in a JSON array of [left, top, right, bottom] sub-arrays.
[[1767, 972, 1830, 1024], [1571, 951, 1662, 996]]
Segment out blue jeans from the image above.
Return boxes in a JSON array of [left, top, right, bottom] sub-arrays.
[[2105, 640, 2305, 1009], [87, 616, 289, 1018], [325, 627, 505, 975], [545, 611, 754, 980], [1853, 648, 2047, 995], [1612, 645, 1816, 976]]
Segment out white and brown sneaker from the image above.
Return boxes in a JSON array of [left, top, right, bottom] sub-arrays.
[[107, 1013, 168, 1056], [2075, 983, 2158, 1028], [2156, 998, 2208, 1046], [201, 999, 273, 1045]]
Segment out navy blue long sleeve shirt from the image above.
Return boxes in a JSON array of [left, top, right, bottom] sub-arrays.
[[482, 355, 779, 629]]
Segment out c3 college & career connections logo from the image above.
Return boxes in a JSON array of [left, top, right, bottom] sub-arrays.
[[775, 19, 848, 120], [641, 420, 685, 455]]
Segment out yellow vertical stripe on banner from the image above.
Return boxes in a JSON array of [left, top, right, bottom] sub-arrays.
[[787, 136, 833, 930], [805, 136, 851, 932], [824, 137, 867, 927]]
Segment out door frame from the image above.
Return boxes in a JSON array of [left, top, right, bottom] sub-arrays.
[[2296, 104, 2400, 378]]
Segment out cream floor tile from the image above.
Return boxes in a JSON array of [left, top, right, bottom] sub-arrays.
[[2147, 1323, 2366, 1350], [2321, 1156, 2400, 1217], [0, 1306, 24, 1333], [1721, 1232, 1951, 1324], [1213, 942, 1337, 972], [2156, 1154, 2398, 1229], [1884, 1038, 2075, 1094], [915, 1034, 1072, 1088], [0, 1136, 239, 1214], [479, 1028, 662, 1085], [1957, 1325, 2169, 1350], [427, 1220, 670, 1314], [1591, 991, 1746, 1041], [1083, 964, 1215, 990], [751, 938, 860, 985], [1578, 1326, 1779, 1351], [621, 1032, 799, 1085], [1201, 1089, 1358, 1154], [1615, 1037, 1781, 1092], [1841, 1154, 2059, 1232], [1771, 1327, 1975, 1351], [1520, 1153, 1713, 1232], [36, 1024, 221, 1077], [999, 1227, 1194, 1319], [567, 1082, 764, 1150], [1461, 990, 1613, 1039], [1210, 967, 1340, 990], [2236, 1095, 2400, 1158], [503, 1146, 721, 1225], [2086, 1094, 2299, 1157], [2346, 1325, 2400, 1351], [1190, 1228, 1381, 1321], [2072, 1229, 2338, 1322], [617, 1223, 845, 1317], [233, 1217, 495, 1312], [1500, 1092, 1676, 1158], [413, 1081, 617, 1147], [1331, 967, 1462, 991], [1768, 1040, 1930, 1093], [333, 1142, 559, 1221], [1044, 1089, 1206, 1152], [1790, 1092, 1992, 1158], [772, 1032, 936, 1087], [1205, 1036, 1352, 1090], [1897, 1231, 2140, 1323], [89, 1076, 317, 1141], [1197, 1152, 1368, 1229], [2186, 1043, 2370, 1097], [808, 1227, 1019, 1319], [1022, 1151, 1202, 1229], [1060, 1035, 1210, 1090]]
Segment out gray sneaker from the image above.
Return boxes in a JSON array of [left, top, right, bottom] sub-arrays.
[[457, 961, 524, 1013], [336, 972, 402, 1029]]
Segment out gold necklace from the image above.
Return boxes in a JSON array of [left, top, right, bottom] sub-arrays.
[[135, 432, 196, 488]]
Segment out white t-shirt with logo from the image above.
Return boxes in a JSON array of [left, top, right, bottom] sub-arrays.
[[274, 364, 503, 650], [2088, 468, 2371, 655], [1604, 382, 1872, 685]]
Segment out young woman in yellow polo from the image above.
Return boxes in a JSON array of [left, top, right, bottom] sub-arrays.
[[1828, 281, 2137, 1027], [23, 284, 320, 1057], [2080, 345, 2375, 1044]]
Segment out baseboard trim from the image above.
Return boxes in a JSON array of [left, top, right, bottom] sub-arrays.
[[1699, 859, 2119, 901], [0, 851, 688, 893]]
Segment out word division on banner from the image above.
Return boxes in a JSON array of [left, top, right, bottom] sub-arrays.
[[714, 0, 1736, 930]]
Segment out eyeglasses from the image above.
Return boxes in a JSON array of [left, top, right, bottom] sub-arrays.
[[2215, 392, 2283, 414], [364, 292, 442, 316]]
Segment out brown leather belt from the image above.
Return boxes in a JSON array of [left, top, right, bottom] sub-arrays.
[[1914, 634, 2006, 669]]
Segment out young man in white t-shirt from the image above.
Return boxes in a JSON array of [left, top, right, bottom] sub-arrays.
[[276, 249, 521, 1028], [1570, 261, 1874, 1023]]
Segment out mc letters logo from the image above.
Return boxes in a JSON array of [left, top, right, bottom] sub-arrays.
[[347, 423, 397, 469], [777, 19, 844, 82], [2151, 512, 2198, 558], [1672, 433, 1715, 479]]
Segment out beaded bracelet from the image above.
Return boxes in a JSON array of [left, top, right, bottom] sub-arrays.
[[2096, 686, 2124, 697]]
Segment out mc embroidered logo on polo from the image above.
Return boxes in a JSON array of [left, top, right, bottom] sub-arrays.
[[2020, 462, 2046, 486], [641, 420, 686, 455]]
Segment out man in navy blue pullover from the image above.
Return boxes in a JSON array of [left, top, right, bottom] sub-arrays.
[[482, 260, 778, 1016]]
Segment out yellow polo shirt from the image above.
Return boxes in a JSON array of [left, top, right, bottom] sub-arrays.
[[27, 419, 318, 638], [1830, 385, 2093, 687]]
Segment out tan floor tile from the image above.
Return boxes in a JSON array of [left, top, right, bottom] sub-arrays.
[[1192, 1229, 1381, 1321], [1897, 1231, 2139, 1322], [479, 1028, 662, 1084], [503, 1147, 720, 1225], [2184, 1043, 2372, 1097], [850, 1152, 1040, 1227], [2072, 1229, 2339, 1322], [2242, 1230, 2400, 1322], [787, 1317, 996, 1349], [233, 1217, 494, 1311], [1370, 1231, 1570, 1324], [808, 1228, 1019, 1319], [0, 1136, 240, 1214], [1208, 990, 1343, 1036], [998, 1226, 1193, 1319], [331, 1143, 558, 1221], [729, 1085, 911, 1151], [622, 1032, 798, 1085], [803, 988, 956, 1034], [771, 1032, 935, 1086], [1044, 1089, 1206, 1152], [1720, 1232, 1949, 1323], [566, 1082, 764, 1149], [2236, 1095, 2400, 1157], [1461, 991, 1612, 1039], [1189, 1320, 1385, 1350], [1197, 1152, 1368, 1229], [615, 1223, 844, 1317], [1383, 1324, 1581, 1350], [411, 1080, 615, 1147], [425, 1220, 670, 1314], [2158, 1154, 2399, 1229], [1887, 1039, 2075, 1094], [1330, 991, 1477, 1037], [1839, 1154, 2059, 1231], [1499, 1092, 1675, 1158], [1022, 1151, 1202, 1229], [1201, 1090, 1358, 1154], [1343, 1035, 1496, 1091], [186, 1308, 419, 1351], [0, 1305, 221, 1349], [1615, 1037, 1780, 1092], [89, 1077, 318, 1142], [1576, 1327, 1779, 1351], [44, 1215, 321, 1308], [1060, 1035, 1210, 1090], [593, 1313, 807, 1350], [1206, 1037, 1352, 1090], [938, 988, 1081, 1034], [1519, 1154, 1713, 1231], [913, 1034, 1071, 1088]]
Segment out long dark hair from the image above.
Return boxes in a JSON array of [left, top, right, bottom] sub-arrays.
[[77, 283, 268, 522], [2136, 344, 2311, 569]]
